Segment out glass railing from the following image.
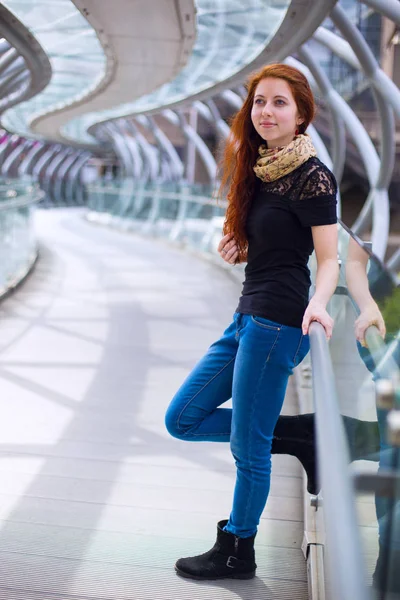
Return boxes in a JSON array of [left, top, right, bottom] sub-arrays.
[[308, 224, 400, 600], [88, 180, 227, 253], [0, 180, 43, 297], [0, 177, 36, 201], [337, 226, 400, 599]]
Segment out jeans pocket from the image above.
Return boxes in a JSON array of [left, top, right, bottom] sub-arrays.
[[250, 315, 282, 331], [293, 335, 310, 367]]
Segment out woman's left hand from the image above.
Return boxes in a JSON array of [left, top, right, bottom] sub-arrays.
[[354, 302, 386, 347], [302, 299, 334, 339]]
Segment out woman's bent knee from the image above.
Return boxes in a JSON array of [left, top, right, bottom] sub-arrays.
[[165, 404, 186, 439], [165, 396, 206, 439]]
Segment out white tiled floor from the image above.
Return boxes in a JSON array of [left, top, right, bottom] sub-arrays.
[[0, 209, 307, 599]]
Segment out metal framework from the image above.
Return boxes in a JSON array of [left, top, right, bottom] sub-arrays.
[[0, 4, 51, 114]]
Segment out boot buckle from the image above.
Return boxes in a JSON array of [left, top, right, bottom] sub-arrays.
[[226, 556, 238, 568]]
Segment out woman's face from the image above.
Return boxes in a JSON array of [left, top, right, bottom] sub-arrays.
[[251, 77, 304, 148]]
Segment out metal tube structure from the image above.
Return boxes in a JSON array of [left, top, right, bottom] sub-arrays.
[[44, 147, 72, 204], [55, 151, 82, 202], [328, 5, 395, 259], [289, 50, 387, 258], [103, 122, 134, 178], [18, 142, 48, 177], [293, 49, 346, 184], [114, 120, 143, 179], [138, 115, 184, 181], [194, 100, 230, 140], [1, 137, 30, 177], [362, 0, 400, 25], [313, 25, 400, 120], [68, 151, 91, 205], [133, 117, 163, 181], [0, 135, 14, 169], [32, 145, 60, 181], [0, 47, 19, 73], [162, 109, 217, 182], [126, 121, 159, 181]]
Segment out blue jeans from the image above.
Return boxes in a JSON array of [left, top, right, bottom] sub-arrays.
[[165, 312, 310, 537]]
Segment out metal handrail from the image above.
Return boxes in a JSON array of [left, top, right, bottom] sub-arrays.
[[309, 320, 370, 600]]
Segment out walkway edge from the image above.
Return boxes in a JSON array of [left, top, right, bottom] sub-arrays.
[[0, 248, 38, 302]]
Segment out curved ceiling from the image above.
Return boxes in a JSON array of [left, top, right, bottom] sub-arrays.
[[1, 0, 196, 146], [64, 0, 292, 145], [88, 0, 339, 132], [1, 0, 338, 148]]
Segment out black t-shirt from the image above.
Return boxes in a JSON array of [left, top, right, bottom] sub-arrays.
[[236, 157, 338, 328]]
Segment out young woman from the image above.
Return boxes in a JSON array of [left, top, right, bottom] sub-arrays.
[[165, 63, 339, 581]]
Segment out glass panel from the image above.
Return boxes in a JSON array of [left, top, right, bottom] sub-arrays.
[[87, 178, 225, 252], [0, 184, 40, 296], [331, 225, 400, 598]]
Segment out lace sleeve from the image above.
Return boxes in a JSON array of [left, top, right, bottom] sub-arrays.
[[299, 163, 337, 200], [291, 162, 338, 227]]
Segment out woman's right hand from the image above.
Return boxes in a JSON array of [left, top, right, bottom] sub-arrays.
[[218, 233, 239, 264]]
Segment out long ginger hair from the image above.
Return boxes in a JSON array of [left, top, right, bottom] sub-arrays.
[[219, 64, 316, 262]]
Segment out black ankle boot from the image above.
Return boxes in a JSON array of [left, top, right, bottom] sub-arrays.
[[272, 414, 318, 495], [175, 519, 257, 580]]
